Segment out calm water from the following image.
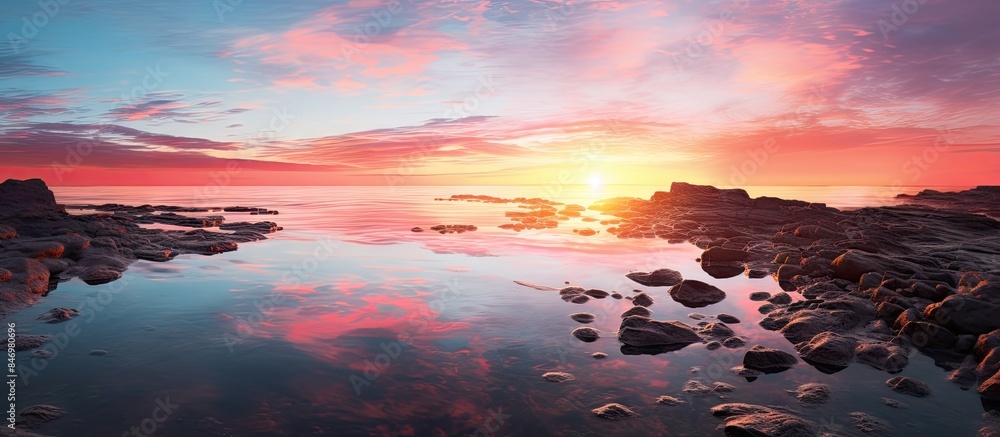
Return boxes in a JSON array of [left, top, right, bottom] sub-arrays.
[[5, 185, 984, 436]]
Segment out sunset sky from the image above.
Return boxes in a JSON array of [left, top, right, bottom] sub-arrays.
[[1, 0, 997, 186]]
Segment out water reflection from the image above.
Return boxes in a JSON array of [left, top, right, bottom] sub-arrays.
[[2, 186, 985, 436]]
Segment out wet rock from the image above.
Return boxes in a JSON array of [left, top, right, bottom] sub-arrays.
[[16, 404, 63, 428], [706, 341, 722, 350], [591, 352, 608, 359], [655, 396, 685, 406], [795, 331, 857, 368], [715, 407, 818, 437], [698, 323, 735, 339], [901, 321, 957, 349], [541, 372, 575, 383], [683, 380, 713, 396], [767, 292, 792, 305], [956, 335, 977, 354], [0, 268, 10, 282], [713, 382, 736, 393], [743, 345, 798, 374], [790, 383, 831, 405], [0, 224, 16, 240], [977, 330, 1000, 360], [13, 334, 49, 351], [570, 295, 589, 304], [881, 397, 908, 409], [611, 293, 623, 299], [831, 250, 921, 282], [702, 247, 752, 263], [572, 327, 600, 342], [723, 337, 746, 349], [36, 307, 79, 323], [632, 292, 654, 307], [410, 227, 423, 232], [749, 291, 772, 301], [856, 343, 909, 373], [78, 267, 123, 285], [758, 303, 777, 314], [688, 312, 707, 320], [709, 403, 776, 417], [717, 313, 741, 324], [625, 268, 683, 287], [621, 306, 652, 318], [617, 316, 701, 347], [570, 313, 595, 323], [876, 302, 905, 322], [584, 289, 610, 299], [428, 224, 478, 234], [30, 350, 52, 359], [668, 280, 726, 308], [979, 371, 1000, 400], [591, 403, 637, 420], [886, 376, 932, 397], [849, 411, 891, 433]]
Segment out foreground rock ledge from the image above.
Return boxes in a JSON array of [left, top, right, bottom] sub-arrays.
[[0, 178, 283, 316]]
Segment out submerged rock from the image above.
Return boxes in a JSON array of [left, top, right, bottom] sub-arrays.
[[36, 307, 79, 324], [16, 405, 63, 429], [849, 411, 891, 433], [886, 376, 932, 397], [790, 383, 831, 405], [655, 396, 685, 406], [749, 291, 772, 301], [591, 403, 637, 420], [570, 312, 596, 323], [541, 372, 575, 383]]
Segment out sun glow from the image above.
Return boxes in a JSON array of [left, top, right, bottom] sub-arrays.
[[589, 173, 603, 191]]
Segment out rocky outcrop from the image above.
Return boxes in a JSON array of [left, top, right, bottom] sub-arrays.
[[0, 178, 282, 317]]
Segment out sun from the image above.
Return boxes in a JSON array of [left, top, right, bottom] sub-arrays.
[[589, 173, 603, 190]]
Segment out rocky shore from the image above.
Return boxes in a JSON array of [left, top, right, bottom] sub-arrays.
[[0, 178, 283, 318], [504, 182, 1000, 435]]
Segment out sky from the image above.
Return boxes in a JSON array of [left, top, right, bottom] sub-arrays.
[[0, 0, 998, 187]]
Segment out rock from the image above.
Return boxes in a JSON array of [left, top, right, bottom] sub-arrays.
[[625, 268, 683, 287], [617, 316, 701, 347], [36, 308, 79, 324], [13, 335, 49, 351], [698, 322, 735, 339], [702, 247, 753, 263], [584, 289, 609, 298], [791, 383, 831, 404], [849, 412, 891, 433], [655, 396, 685, 406], [979, 371, 1000, 399], [876, 302, 905, 322], [591, 352, 608, 359], [16, 404, 63, 428], [977, 330, 1000, 360], [541, 372, 575, 383], [78, 267, 122, 285], [0, 268, 10, 282], [0, 179, 64, 219], [621, 306, 652, 318], [956, 335, 977, 354], [682, 380, 713, 396], [611, 293, 623, 299], [668, 280, 726, 308], [749, 291, 772, 301], [30, 350, 52, 359], [689, 313, 707, 320], [767, 292, 792, 305], [855, 343, 909, 373], [886, 376, 932, 397], [742, 345, 798, 373], [570, 313, 595, 323], [591, 403, 637, 420], [717, 314, 741, 324], [723, 337, 746, 348], [795, 331, 857, 368], [713, 382, 736, 393], [410, 227, 423, 232], [570, 295, 589, 304], [706, 341, 722, 350], [632, 292, 654, 307], [758, 303, 777, 314], [718, 409, 818, 437], [831, 250, 921, 282], [901, 321, 957, 349], [882, 397, 908, 409], [0, 224, 16, 240], [428, 224, 477, 234], [572, 327, 600, 342]]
